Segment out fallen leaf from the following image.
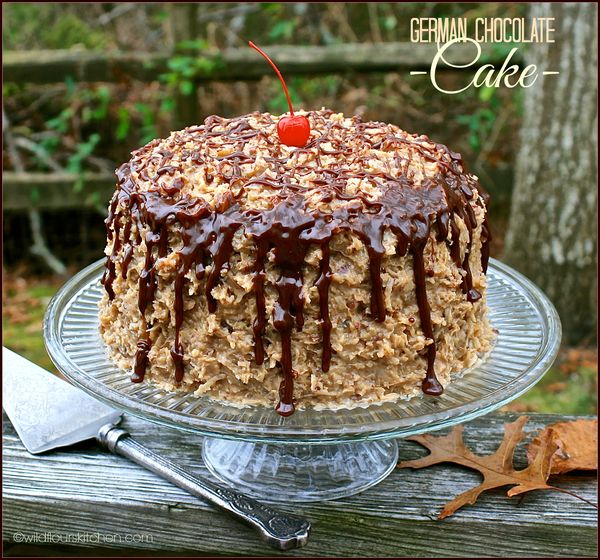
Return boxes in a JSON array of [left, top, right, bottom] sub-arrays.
[[558, 348, 598, 375], [546, 382, 567, 393], [502, 402, 531, 413], [398, 416, 573, 519], [4, 307, 29, 324], [527, 419, 597, 475]]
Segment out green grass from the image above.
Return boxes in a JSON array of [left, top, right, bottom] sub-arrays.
[[3, 281, 59, 373], [506, 365, 597, 415], [2, 277, 597, 416]]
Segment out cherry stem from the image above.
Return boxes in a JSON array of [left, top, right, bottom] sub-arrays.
[[249, 41, 295, 116]]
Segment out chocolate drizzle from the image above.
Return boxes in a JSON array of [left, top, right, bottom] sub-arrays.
[[101, 110, 491, 414]]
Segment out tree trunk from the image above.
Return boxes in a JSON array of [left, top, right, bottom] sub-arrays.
[[168, 3, 199, 130], [504, 2, 597, 344]]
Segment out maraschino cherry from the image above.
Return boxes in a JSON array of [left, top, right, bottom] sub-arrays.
[[249, 41, 311, 147]]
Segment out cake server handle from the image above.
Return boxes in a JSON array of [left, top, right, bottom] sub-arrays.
[[96, 424, 310, 550]]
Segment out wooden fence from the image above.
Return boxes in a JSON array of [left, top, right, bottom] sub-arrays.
[[4, 40, 513, 211]]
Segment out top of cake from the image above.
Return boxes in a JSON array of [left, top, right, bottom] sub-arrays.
[[125, 109, 485, 216]]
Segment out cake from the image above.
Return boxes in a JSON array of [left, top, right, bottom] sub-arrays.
[[99, 109, 494, 415]]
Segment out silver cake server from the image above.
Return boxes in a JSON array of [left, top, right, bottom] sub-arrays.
[[2, 347, 310, 550]]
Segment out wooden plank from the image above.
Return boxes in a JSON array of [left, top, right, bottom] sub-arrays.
[[3, 171, 115, 211], [2, 50, 162, 84], [2, 413, 597, 557], [3, 42, 518, 84]]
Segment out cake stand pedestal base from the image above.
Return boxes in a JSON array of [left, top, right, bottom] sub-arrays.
[[202, 437, 399, 502]]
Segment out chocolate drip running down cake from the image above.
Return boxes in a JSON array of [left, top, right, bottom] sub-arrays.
[[99, 110, 494, 415]]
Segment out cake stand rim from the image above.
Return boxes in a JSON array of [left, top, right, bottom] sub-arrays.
[[43, 257, 561, 444]]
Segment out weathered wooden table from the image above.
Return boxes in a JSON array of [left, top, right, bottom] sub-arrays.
[[3, 413, 597, 557]]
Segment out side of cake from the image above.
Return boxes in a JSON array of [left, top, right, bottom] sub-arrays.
[[99, 110, 494, 415]]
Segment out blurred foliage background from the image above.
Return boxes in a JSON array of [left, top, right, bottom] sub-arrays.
[[2, 2, 596, 415]]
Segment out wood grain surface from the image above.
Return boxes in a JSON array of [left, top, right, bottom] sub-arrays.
[[3, 413, 597, 557]]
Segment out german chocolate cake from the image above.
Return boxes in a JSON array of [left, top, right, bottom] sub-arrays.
[[99, 109, 494, 415]]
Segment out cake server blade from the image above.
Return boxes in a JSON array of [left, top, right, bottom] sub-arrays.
[[1, 346, 310, 550], [2, 347, 121, 453]]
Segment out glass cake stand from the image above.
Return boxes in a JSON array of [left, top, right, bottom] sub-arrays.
[[44, 258, 561, 502]]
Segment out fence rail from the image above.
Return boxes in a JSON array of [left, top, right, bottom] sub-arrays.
[[4, 172, 114, 211], [3, 42, 514, 84]]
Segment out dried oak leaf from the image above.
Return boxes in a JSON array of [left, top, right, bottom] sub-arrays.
[[527, 419, 598, 475], [398, 416, 559, 519]]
